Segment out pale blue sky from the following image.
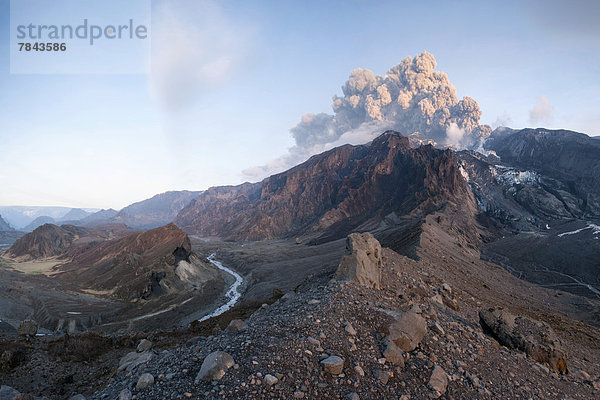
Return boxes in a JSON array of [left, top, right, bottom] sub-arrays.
[[0, 0, 598, 209]]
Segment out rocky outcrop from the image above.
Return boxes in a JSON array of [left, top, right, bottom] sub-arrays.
[[176, 131, 472, 242], [335, 233, 383, 289], [479, 307, 569, 373]]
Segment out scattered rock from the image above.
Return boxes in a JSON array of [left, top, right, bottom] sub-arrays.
[[13, 394, 34, 400], [382, 340, 405, 367], [118, 351, 153, 375], [354, 365, 365, 377], [373, 369, 390, 384], [136, 339, 152, 353], [280, 292, 294, 303], [264, 374, 278, 386], [17, 320, 37, 337], [441, 292, 460, 311], [430, 294, 444, 307], [387, 311, 428, 351], [428, 365, 448, 395], [441, 283, 452, 294], [479, 307, 568, 373], [226, 319, 248, 333], [196, 351, 235, 381], [573, 369, 592, 382], [430, 322, 445, 336], [345, 322, 357, 336], [69, 395, 86, 400], [307, 336, 321, 346], [347, 392, 360, 400], [293, 391, 305, 398], [321, 355, 344, 375], [335, 232, 383, 289], [118, 389, 132, 400], [136, 373, 154, 390]]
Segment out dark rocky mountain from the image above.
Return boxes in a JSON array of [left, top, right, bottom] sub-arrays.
[[54, 223, 220, 301], [452, 128, 600, 300], [7, 224, 87, 260], [6, 223, 136, 261], [484, 127, 600, 217], [176, 131, 473, 243], [112, 190, 202, 229], [22, 216, 56, 232], [175, 128, 599, 301]]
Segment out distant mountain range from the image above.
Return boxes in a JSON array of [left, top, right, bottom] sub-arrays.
[[0, 214, 12, 231], [0, 190, 202, 233], [0, 206, 98, 231], [109, 190, 202, 229]]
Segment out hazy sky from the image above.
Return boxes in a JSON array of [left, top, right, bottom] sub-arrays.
[[0, 0, 598, 209]]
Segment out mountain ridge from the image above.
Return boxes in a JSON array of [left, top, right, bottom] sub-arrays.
[[176, 131, 473, 243]]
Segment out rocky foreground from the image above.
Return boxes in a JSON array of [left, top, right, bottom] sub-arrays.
[[3, 233, 598, 400]]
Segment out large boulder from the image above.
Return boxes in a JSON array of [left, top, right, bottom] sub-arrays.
[[387, 311, 428, 352], [117, 350, 153, 375], [136, 339, 153, 353], [136, 373, 155, 390], [226, 319, 248, 333], [428, 365, 448, 395], [335, 232, 383, 289], [321, 356, 344, 375], [479, 307, 568, 373], [382, 339, 405, 367], [196, 351, 235, 381]]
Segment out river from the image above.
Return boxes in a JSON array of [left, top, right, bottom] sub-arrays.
[[198, 253, 244, 322]]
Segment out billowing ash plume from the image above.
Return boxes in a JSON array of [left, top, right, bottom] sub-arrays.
[[243, 51, 491, 179]]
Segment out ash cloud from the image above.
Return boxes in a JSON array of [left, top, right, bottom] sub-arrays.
[[243, 51, 491, 179], [529, 95, 554, 124]]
